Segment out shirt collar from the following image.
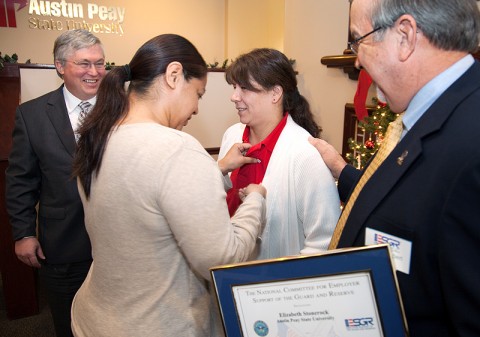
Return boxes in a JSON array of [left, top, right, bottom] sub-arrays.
[[63, 86, 97, 115], [403, 54, 474, 132], [243, 113, 289, 153]]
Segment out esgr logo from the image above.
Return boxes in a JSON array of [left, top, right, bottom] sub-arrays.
[[1, 0, 27, 28], [374, 233, 400, 250], [345, 317, 375, 331]]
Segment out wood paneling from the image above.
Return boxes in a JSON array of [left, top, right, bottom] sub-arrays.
[[0, 64, 39, 319]]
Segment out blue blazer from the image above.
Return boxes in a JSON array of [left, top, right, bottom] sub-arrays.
[[337, 61, 480, 337], [5, 85, 92, 264]]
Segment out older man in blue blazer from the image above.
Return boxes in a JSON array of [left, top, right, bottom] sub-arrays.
[[310, 0, 480, 336]]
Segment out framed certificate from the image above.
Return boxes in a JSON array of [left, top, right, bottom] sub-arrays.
[[210, 244, 408, 337]]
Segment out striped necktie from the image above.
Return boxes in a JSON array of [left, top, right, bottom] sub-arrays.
[[328, 113, 404, 250], [78, 101, 92, 124], [76, 101, 92, 142]]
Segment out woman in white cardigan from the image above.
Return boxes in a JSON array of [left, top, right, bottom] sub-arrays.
[[218, 48, 341, 260]]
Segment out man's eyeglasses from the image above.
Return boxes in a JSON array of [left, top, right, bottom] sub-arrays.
[[348, 26, 384, 55], [66, 60, 105, 70]]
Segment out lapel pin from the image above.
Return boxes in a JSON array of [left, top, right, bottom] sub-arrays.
[[397, 150, 408, 165]]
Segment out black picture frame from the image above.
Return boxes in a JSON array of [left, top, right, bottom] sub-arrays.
[[210, 245, 408, 337]]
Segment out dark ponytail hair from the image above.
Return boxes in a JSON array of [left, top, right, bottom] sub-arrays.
[[73, 34, 207, 198], [225, 48, 321, 137]]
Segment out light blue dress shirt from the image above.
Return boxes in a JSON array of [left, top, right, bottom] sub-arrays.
[[402, 54, 474, 136]]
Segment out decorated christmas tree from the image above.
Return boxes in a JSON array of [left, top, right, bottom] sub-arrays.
[[345, 97, 399, 169]]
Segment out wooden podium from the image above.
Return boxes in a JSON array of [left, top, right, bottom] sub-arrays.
[[0, 63, 39, 319]]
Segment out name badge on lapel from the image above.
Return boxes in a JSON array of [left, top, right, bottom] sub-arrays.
[[365, 228, 412, 274]]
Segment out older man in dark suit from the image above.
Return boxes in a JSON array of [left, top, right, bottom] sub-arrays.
[[5, 29, 106, 337], [309, 0, 480, 336]]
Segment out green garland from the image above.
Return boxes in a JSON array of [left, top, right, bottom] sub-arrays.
[[207, 58, 296, 69], [0, 52, 20, 70]]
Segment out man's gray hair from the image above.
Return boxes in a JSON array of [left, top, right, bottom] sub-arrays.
[[369, 0, 480, 53], [53, 29, 104, 77]]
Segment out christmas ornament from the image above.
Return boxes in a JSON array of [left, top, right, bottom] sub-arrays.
[[365, 139, 375, 149]]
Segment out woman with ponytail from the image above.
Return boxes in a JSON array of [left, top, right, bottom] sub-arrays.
[[71, 34, 266, 337], [218, 48, 340, 260]]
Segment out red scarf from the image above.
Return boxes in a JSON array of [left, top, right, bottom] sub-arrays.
[[227, 114, 288, 216]]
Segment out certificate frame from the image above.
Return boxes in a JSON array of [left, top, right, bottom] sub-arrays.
[[210, 244, 408, 337]]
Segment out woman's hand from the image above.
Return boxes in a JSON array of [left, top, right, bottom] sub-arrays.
[[218, 143, 260, 175], [239, 183, 266, 200]]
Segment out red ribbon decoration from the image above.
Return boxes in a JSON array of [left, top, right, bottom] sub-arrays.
[[353, 69, 373, 121]]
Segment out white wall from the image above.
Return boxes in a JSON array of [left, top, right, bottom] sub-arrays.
[[19, 68, 235, 148], [183, 72, 239, 148], [284, 0, 358, 151], [20, 68, 63, 102], [6, 1, 357, 152], [226, 0, 284, 58]]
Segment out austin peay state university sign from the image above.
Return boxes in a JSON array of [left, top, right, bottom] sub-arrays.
[[0, 0, 126, 35]]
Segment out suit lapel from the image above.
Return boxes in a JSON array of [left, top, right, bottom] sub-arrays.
[[338, 138, 421, 245], [338, 61, 480, 246], [45, 86, 76, 157]]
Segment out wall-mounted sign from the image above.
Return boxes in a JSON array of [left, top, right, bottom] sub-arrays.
[[1, 0, 126, 35]]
